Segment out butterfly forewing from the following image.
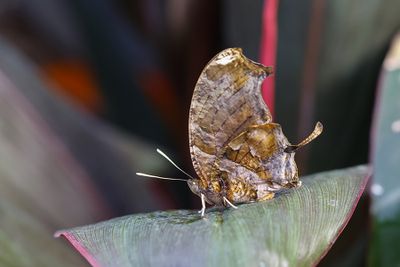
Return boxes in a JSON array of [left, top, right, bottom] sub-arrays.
[[188, 48, 273, 183]]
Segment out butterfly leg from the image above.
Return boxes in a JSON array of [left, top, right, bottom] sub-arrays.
[[198, 193, 206, 216], [223, 197, 238, 209]]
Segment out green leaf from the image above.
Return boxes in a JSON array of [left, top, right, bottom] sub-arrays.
[[369, 34, 400, 266], [57, 165, 369, 267]]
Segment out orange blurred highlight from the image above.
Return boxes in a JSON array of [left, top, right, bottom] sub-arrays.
[[42, 60, 104, 113]]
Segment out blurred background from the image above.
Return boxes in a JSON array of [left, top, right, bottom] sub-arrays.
[[0, 0, 400, 266]]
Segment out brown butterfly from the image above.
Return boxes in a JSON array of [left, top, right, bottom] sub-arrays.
[[138, 48, 322, 216]]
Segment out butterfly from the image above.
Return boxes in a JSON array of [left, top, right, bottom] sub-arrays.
[[138, 48, 322, 216]]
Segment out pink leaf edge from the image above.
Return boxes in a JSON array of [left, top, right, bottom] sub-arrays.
[[55, 231, 101, 267], [313, 167, 372, 266]]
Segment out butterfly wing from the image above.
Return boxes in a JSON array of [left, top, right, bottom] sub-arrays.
[[188, 48, 273, 183], [220, 121, 322, 203], [223, 123, 299, 188]]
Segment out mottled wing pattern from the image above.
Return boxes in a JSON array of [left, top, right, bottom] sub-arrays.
[[223, 123, 298, 187], [188, 48, 273, 184]]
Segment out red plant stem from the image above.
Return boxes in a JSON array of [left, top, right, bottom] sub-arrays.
[[260, 0, 279, 118]]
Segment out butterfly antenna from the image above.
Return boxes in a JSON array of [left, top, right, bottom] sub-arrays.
[[156, 148, 195, 179], [136, 172, 188, 182]]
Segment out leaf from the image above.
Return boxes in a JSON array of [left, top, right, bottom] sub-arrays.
[[0, 199, 87, 267], [0, 39, 167, 265], [369, 34, 400, 266], [56, 165, 369, 267]]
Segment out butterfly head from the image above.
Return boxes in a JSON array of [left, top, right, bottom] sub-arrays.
[[187, 178, 226, 206], [187, 179, 213, 200], [187, 179, 202, 197]]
